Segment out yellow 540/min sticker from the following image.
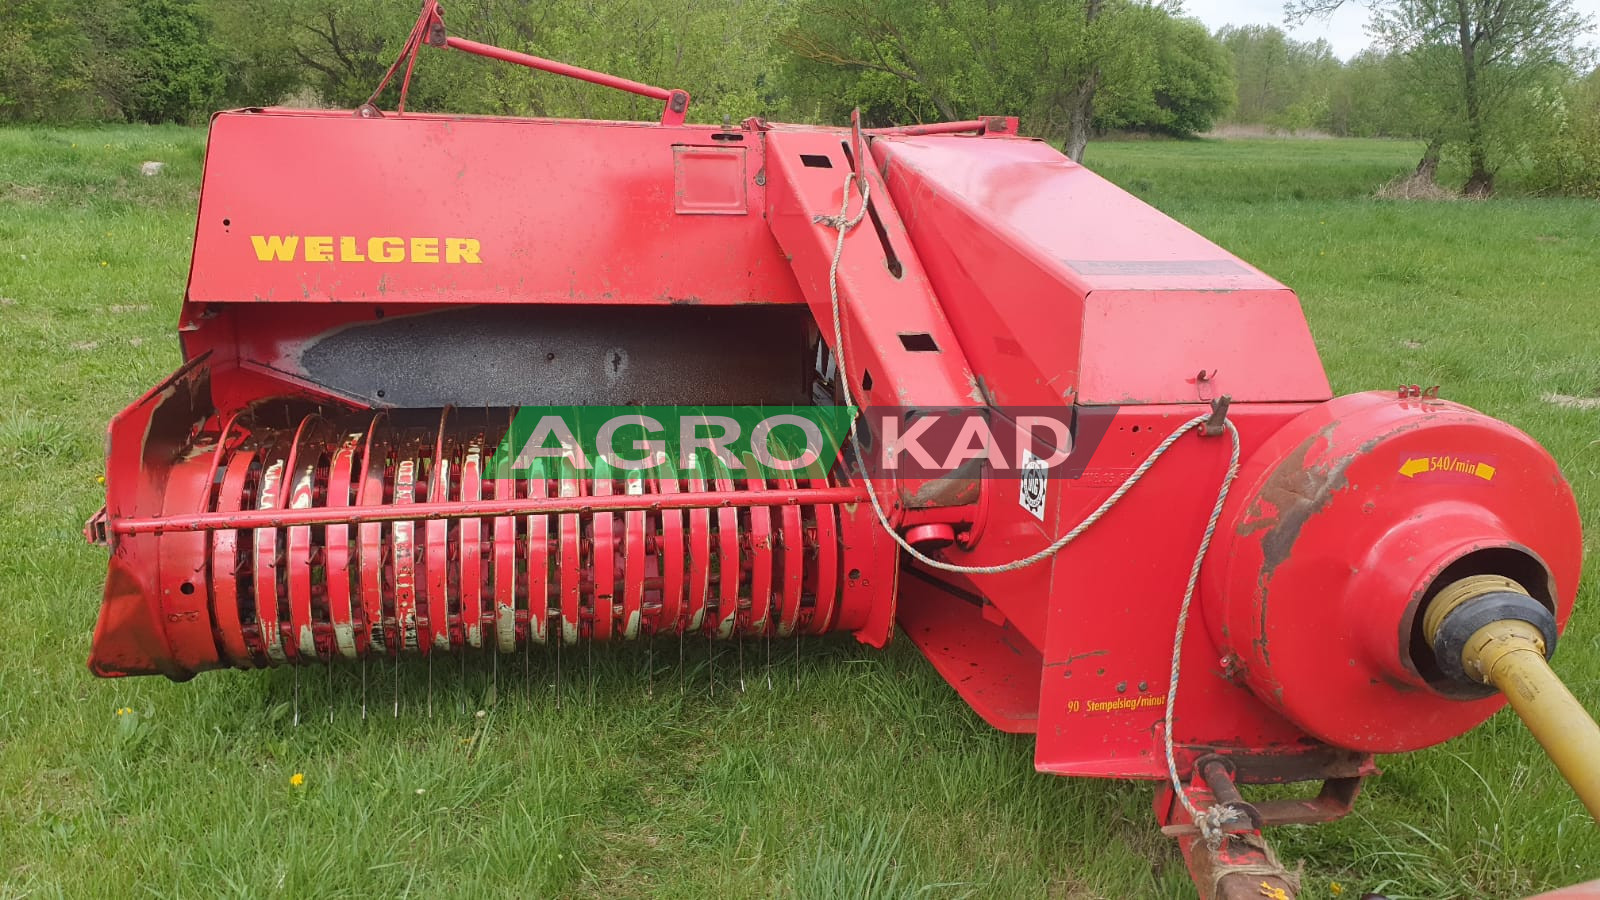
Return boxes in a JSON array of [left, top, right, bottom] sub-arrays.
[[1399, 454, 1496, 481]]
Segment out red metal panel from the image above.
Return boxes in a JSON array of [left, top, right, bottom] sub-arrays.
[[90, 359, 215, 679], [154, 452, 217, 673], [672, 146, 747, 214], [1076, 289, 1328, 406], [874, 135, 1331, 406], [762, 130, 983, 412], [189, 111, 801, 307], [1029, 404, 1308, 779], [764, 128, 991, 518], [896, 570, 1042, 733]]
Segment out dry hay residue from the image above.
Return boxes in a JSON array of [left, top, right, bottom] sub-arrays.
[[1376, 173, 1458, 201]]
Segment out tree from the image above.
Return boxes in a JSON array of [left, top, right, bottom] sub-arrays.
[[0, 0, 141, 123], [206, 0, 414, 107], [1153, 16, 1236, 134], [1527, 67, 1600, 197], [1289, 0, 1595, 195], [1216, 24, 1340, 131], [780, 0, 1228, 159], [1323, 49, 1419, 136], [122, 0, 225, 122], [1097, 14, 1234, 135], [205, 0, 790, 121]]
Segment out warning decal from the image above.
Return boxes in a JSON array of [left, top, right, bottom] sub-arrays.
[[1019, 448, 1049, 521]]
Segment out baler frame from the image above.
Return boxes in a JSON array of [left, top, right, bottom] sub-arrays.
[[80, 4, 1600, 897]]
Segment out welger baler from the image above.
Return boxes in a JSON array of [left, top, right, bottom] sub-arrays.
[[85, 4, 1599, 897]]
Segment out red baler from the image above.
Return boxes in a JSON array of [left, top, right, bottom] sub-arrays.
[[85, 5, 1599, 897]]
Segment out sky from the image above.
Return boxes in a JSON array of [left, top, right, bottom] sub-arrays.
[[1181, 0, 1600, 60]]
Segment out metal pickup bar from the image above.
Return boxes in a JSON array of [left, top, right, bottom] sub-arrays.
[[112, 486, 867, 535]]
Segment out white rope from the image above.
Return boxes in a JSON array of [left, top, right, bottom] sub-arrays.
[[818, 169, 1242, 845]]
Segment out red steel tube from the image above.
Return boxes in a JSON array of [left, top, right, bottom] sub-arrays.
[[111, 485, 868, 535], [444, 36, 672, 101], [869, 120, 992, 137]]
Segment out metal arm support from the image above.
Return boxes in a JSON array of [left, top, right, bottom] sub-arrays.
[[363, 0, 691, 124], [429, 33, 691, 125]]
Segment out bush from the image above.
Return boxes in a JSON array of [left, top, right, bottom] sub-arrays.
[[1528, 71, 1600, 198], [121, 0, 225, 124]]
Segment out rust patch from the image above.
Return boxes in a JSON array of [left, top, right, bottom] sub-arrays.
[[1259, 459, 1349, 579], [1044, 648, 1110, 668], [899, 457, 984, 508]]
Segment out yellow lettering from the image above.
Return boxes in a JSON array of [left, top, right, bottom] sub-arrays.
[[252, 235, 480, 264], [251, 235, 298, 262], [369, 237, 404, 263], [445, 238, 482, 264]]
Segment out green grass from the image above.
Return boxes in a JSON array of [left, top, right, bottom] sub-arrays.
[[2, 127, 1597, 898]]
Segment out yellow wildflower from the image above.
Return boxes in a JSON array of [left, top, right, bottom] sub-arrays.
[[290, 772, 305, 787], [1330, 884, 1344, 896], [115, 707, 132, 716]]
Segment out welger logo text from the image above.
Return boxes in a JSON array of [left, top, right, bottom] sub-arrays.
[[250, 235, 483, 264]]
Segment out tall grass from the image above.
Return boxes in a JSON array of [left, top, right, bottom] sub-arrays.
[[1, 127, 1596, 898]]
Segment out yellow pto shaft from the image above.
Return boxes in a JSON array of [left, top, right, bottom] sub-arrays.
[[1425, 575, 1600, 822]]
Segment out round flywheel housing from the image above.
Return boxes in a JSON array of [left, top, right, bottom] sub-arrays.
[[1204, 390, 1582, 753]]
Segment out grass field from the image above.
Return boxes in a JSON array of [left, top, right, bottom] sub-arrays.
[[1, 127, 1597, 898]]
